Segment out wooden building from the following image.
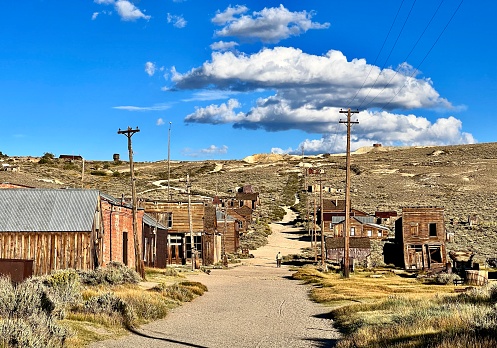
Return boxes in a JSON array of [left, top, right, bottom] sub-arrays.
[[330, 216, 390, 239], [0, 189, 145, 276], [142, 213, 169, 268], [0, 189, 102, 275], [139, 200, 209, 265], [320, 198, 369, 235], [395, 207, 447, 270], [216, 209, 243, 254], [326, 237, 371, 264]]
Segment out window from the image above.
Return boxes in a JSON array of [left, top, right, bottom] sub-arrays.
[[378, 231, 382, 237], [329, 223, 333, 230], [366, 230, 372, 237], [429, 223, 437, 237], [350, 227, 355, 236], [166, 213, 173, 228], [410, 225, 418, 237]]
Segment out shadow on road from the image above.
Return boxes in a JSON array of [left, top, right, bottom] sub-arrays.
[[128, 327, 208, 348]]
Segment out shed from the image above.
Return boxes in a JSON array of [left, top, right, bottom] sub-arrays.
[[0, 189, 101, 275], [326, 237, 371, 263]]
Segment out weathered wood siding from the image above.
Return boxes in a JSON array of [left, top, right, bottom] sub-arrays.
[[0, 232, 93, 275], [331, 220, 386, 239], [140, 201, 205, 233]]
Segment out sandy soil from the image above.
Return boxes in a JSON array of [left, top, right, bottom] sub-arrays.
[[91, 207, 340, 348]]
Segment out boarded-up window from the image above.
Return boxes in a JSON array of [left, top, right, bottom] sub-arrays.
[[410, 225, 418, 237], [429, 223, 437, 237]]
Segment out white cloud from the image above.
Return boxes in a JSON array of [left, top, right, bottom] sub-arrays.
[[167, 13, 187, 28], [183, 90, 240, 102], [185, 99, 245, 124], [201, 145, 228, 154], [113, 103, 171, 111], [95, 0, 150, 21], [210, 41, 239, 52], [156, 118, 165, 126], [145, 62, 156, 76], [115, 1, 150, 21], [172, 47, 451, 110], [92, 12, 99, 20], [182, 145, 229, 158], [212, 5, 248, 25], [212, 4, 329, 43]]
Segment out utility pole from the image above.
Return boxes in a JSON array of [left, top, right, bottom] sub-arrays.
[[319, 171, 325, 267], [186, 174, 195, 271], [167, 122, 172, 201], [339, 109, 359, 278], [117, 126, 145, 279]]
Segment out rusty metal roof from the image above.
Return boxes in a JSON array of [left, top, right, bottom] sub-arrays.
[[0, 189, 99, 232]]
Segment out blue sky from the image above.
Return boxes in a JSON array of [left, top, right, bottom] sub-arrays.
[[1, 1, 495, 161]]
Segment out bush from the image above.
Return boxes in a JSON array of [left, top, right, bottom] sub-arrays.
[[78, 262, 141, 286], [435, 272, 461, 285], [83, 292, 135, 328], [0, 277, 69, 347]]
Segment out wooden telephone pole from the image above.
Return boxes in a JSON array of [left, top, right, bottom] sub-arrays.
[[185, 174, 195, 271], [339, 109, 359, 278], [118, 126, 145, 279]]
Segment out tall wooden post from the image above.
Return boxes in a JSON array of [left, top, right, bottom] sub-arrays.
[[339, 109, 359, 278], [167, 122, 172, 201], [118, 126, 145, 279], [186, 174, 195, 270]]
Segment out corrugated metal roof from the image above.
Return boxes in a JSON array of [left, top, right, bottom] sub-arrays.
[[143, 213, 168, 230], [0, 189, 99, 232]]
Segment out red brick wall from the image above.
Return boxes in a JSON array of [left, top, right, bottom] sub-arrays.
[[101, 200, 144, 268]]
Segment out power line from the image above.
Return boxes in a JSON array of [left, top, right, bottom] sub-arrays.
[[345, 0, 406, 109], [358, 0, 418, 110], [372, 0, 464, 113]]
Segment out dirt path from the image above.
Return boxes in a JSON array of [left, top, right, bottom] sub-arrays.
[[91, 207, 340, 348]]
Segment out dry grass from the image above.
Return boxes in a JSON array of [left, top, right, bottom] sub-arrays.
[[293, 266, 497, 347]]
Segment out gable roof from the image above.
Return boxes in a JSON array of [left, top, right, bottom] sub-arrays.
[[0, 189, 100, 232]]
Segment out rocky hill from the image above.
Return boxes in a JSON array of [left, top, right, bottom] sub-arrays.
[[2, 142, 497, 263]]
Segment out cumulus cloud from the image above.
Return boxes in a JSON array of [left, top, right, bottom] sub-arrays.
[[185, 99, 245, 124], [145, 62, 156, 76], [172, 47, 451, 111], [167, 13, 187, 28], [156, 118, 165, 126], [92, 12, 99, 20], [94, 0, 150, 21], [171, 44, 472, 154], [210, 41, 239, 52], [212, 4, 329, 43]]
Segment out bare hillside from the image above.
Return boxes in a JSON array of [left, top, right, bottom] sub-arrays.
[[2, 142, 497, 262]]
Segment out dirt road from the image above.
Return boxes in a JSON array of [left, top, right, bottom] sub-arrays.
[[91, 207, 340, 348]]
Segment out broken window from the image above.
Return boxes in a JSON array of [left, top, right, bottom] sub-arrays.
[[429, 245, 443, 263], [429, 223, 437, 237]]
